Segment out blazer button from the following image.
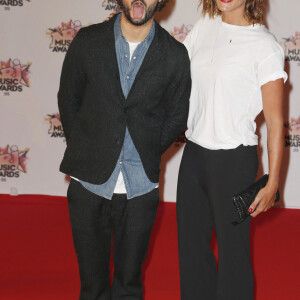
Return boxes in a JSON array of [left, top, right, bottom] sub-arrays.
[[123, 108, 128, 113], [116, 138, 121, 144]]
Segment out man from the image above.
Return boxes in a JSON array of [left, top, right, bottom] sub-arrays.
[[58, 0, 191, 299]]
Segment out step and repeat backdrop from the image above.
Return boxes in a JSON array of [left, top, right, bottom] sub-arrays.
[[0, 0, 299, 208]]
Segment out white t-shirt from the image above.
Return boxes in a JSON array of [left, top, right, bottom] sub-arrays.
[[184, 16, 288, 150]]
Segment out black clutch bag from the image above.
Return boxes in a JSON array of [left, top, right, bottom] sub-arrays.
[[232, 174, 280, 225]]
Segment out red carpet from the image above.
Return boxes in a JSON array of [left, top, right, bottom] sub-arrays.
[[0, 194, 299, 300]]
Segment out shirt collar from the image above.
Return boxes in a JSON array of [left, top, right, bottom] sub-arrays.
[[114, 12, 155, 48]]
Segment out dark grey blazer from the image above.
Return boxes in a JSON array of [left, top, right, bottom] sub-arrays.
[[58, 14, 191, 184]]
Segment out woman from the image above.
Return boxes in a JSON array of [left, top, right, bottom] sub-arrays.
[[177, 0, 287, 299]]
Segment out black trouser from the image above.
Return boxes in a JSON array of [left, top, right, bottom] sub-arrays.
[[177, 140, 258, 300], [67, 179, 159, 300]]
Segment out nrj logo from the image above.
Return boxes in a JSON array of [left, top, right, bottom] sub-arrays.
[[282, 32, 300, 63], [47, 20, 82, 52], [170, 25, 193, 43], [0, 145, 29, 178], [102, 0, 119, 10], [0, 58, 31, 93], [0, 0, 30, 8], [284, 116, 300, 149], [45, 113, 65, 139]]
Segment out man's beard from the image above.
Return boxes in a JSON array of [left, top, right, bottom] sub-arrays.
[[122, 0, 158, 26]]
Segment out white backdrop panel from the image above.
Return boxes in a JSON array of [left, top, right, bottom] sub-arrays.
[[0, 0, 299, 208]]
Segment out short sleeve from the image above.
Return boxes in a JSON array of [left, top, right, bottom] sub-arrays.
[[183, 17, 206, 59], [183, 24, 196, 59], [257, 49, 288, 86], [183, 31, 193, 58]]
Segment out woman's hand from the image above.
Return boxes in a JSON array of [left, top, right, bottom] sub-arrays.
[[248, 185, 278, 217]]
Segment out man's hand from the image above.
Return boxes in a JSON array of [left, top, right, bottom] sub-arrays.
[[104, 10, 120, 21]]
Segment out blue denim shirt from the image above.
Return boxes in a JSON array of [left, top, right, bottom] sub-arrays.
[[79, 13, 157, 200]]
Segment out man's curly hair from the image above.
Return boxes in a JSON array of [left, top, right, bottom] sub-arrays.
[[116, 0, 169, 12], [199, 0, 265, 24], [156, 0, 169, 11]]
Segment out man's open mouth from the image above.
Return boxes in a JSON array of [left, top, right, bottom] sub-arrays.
[[132, 1, 145, 19]]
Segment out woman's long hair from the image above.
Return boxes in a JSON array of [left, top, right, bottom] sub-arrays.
[[199, 0, 265, 24]]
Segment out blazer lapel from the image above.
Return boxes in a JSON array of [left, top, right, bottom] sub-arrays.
[[125, 22, 163, 105], [102, 15, 126, 105]]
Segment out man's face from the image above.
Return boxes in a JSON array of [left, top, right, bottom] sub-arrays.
[[120, 0, 160, 26]]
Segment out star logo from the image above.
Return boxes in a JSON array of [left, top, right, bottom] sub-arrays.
[[285, 117, 300, 135], [0, 58, 31, 87], [102, 0, 119, 11], [281, 32, 300, 63], [45, 113, 65, 138], [47, 20, 82, 52], [170, 25, 193, 43], [284, 116, 300, 149], [0, 145, 29, 174]]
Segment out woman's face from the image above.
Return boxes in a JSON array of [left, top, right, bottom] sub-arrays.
[[215, 0, 247, 13]]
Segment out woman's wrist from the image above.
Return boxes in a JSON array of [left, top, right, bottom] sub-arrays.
[[265, 180, 279, 193]]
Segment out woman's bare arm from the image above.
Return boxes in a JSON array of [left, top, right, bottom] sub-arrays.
[[249, 78, 284, 217]]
